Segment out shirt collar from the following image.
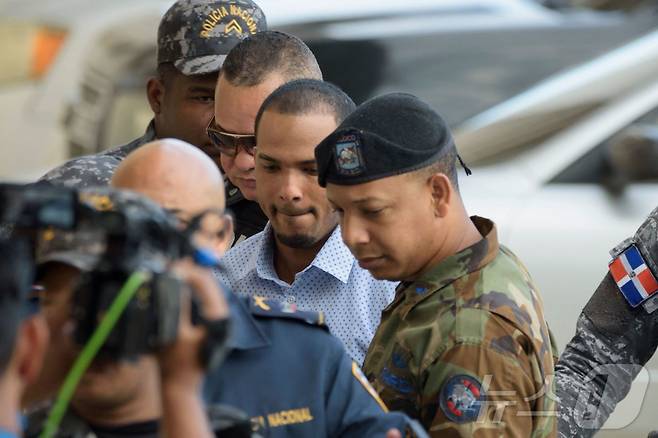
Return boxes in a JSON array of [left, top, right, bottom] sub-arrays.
[[119, 120, 157, 158], [251, 223, 354, 284], [226, 228, 266, 283], [143, 119, 157, 141], [225, 289, 270, 351], [311, 225, 354, 283], [256, 223, 279, 282]]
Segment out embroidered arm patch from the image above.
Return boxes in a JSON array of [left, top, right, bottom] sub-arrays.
[[439, 374, 484, 424], [609, 245, 658, 307]]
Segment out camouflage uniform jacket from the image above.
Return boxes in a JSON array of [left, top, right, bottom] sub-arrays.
[[40, 121, 157, 188], [363, 216, 558, 437]]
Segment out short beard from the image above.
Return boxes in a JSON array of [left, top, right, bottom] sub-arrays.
[[274, 232, 318, 249]]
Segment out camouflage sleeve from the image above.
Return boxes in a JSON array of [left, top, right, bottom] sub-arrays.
[[555, 273, 658, 437], [420, 324, 555, 437], [555, 314, 642, 437], [40, 156, 118, 188]]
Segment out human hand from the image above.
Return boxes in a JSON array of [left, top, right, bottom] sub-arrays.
[[158, 259, 229, 391], [386, 428, 402, 438]]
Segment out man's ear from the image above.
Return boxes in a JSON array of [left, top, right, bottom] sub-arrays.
[[429, 173, 452, 218], [213, 218, 235, 257], [146, 77, 165, 114], [16, 316, 49, 385]]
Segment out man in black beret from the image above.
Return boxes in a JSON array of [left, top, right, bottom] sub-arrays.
[[315, 93, 558, 437]]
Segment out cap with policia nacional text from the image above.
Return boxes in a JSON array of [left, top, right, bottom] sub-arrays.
[[315, 92, 471, 187], [157, 0, 267, 76]]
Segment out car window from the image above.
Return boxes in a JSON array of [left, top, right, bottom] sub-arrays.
[[307, 22, 654, 127], [79, 13, 654, 155], [552, 105, 658, 185]]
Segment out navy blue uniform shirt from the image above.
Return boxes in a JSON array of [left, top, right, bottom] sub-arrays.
[[204, 291, 426, 437]]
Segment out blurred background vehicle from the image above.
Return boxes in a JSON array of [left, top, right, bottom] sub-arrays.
[[541, 0, 658, 12], [0, 0, 653, 180], [1, 0, 658, 435]]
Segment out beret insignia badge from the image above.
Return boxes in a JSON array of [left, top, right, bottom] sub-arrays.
[[334, 132, 365, 176]]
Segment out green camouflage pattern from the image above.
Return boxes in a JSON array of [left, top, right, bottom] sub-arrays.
[[363, 216, 558, 437]]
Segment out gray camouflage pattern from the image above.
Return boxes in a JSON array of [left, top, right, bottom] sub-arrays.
[[40, 121, 156, 188], [158, 0, 267, 75], [556, 205, 658, 437], [556, 313, 646, 437]]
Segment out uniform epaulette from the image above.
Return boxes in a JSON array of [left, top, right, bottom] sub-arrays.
[[249, 296, 327, 329]]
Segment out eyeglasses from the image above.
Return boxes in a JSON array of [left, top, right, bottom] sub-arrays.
[[206, 116, 256, 158], [169, 208, 235, 243]]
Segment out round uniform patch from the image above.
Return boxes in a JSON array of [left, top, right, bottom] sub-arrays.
[[439, 374, 484, 424]]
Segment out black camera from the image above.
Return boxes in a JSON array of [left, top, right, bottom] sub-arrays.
[[1, 182, 227, 365]]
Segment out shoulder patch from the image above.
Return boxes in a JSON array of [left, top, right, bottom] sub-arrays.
[[609, 244, 658, 308], [439, 374, 484, 424], [249, 296, 327, 329]]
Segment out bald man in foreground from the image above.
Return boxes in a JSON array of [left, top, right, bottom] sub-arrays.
[[111, 138, 427, 437], [112, 138, 230, 253]]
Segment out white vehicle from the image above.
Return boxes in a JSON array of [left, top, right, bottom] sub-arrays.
[[456, 29, 658, 437], [0, 0, 640, 180]]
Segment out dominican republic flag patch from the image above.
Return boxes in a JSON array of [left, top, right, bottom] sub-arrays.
[[609, 245, 658, 307]]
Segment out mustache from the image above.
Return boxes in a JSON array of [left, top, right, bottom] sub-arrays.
[[274, 205, 315, 216]]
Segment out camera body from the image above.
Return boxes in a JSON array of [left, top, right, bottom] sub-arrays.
[[73, 269, 184, 359], [1, 182, 215, 360]]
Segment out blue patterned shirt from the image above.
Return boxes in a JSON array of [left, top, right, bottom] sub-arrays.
[[216, 223, 396, 364]]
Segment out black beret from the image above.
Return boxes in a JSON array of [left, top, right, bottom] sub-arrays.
[[315, 93, 462, 187]]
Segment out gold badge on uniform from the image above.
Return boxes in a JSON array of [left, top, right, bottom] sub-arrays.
[[352, 361, 389, 412]]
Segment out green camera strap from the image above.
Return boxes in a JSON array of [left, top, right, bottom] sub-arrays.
[[39, 271, 150, 438]]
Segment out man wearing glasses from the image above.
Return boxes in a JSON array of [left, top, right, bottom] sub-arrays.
[[207, 30, 324, 243], [206, 116, 265, 244], [40, 0, 266, 195]]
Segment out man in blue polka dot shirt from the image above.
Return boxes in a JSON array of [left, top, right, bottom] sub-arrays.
[[216, 77, 396, 365]]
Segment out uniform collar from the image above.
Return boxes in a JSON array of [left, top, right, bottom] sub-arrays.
[[116, 120, 157, 158], [396, 216, 499, 309], [143, 119, 157, 141], [134, 120, 157, 149], [252, 223, 354, 285], [225, 290, 270, 351], [225, 177, 244, 207]]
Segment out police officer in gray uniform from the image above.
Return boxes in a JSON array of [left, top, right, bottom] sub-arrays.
[[41, 0, 269, 240], [556, 207, 658, 437]]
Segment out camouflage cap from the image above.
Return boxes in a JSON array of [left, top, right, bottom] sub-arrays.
[[36, 187, 174, 274], [157, 0, 267, 76]]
